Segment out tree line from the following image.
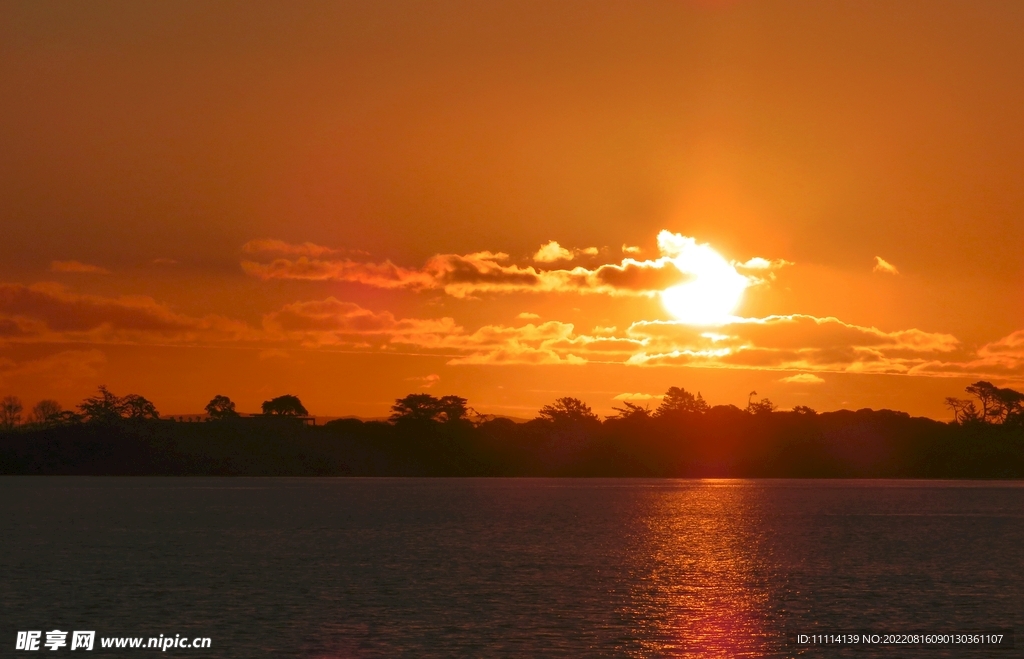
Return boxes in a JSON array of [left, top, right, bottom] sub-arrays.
[[1, 380, 1021, 432], [2, 381, 1022, 478], [0, 388, 309, 430]]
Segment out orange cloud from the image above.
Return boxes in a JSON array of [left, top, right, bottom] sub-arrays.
[[0, 283, 252, 345], [733, 256, 794, 286], [406, 373, 441, 388], [240, 233, 790, 299], [372, 311, 1024, 379], [451, 322, 649, 365], [6, 276, 1024, 384], [908, 329, 1024, 379], [735, 257, 793, 270], [262, 297, 459, 347], [439, 321, 632, 364], [613, 392, 662, 401], [447, 345, 586, 365], [589, 257, 691, 292], [532, 241, 601, 263], [405, 319, 594, 365], [50, 260, 111, 275], [533, 241, 573, 262], [241, 256, 436, 289], [779, 373, 826, 384], [260, 297, 594, 363], [242, 239, 342, 258], [624, 315, 960, 374], [873, 256, 900, 274], [0, 349, 106, 386], [243, 249, 692, 298], [260, 298, 602, 364]]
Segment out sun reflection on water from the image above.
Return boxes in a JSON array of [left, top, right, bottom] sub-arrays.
[[621, 481, 780, 658]]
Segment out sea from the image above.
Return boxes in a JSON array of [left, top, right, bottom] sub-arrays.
[[1, 478, 1021, 657]]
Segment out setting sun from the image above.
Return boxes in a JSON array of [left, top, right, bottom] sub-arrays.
[[658, 235, 748, 326]]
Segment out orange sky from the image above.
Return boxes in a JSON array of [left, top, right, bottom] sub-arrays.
[[2, 1, 1023, 419]]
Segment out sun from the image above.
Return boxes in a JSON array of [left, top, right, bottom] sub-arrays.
[[658, 235, 748, 326]]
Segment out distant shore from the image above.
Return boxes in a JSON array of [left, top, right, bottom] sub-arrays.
[[2, 408, 1021, 478]]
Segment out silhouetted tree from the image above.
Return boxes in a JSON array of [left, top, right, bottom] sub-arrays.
[[960, 381, 1024, 424], [792, 405, 817, 415], [945, 397, 980, 425], [992, 384, 1023, 424], [390, 394, 442, 423], [655, 386, 709, 416], [78, 386, 125, 423], [77, 386, 158, 422], [745, 391, 777, 415], [388, 393, 474, 426], [537, 397, 599, 425], [0, 395, 23, 430], [28, 399, 74, 427], [261, 395, 308, 416], [30, 399, 61, 424], [965, 381, 1001, 423], [610, 401, 652, 421], [122, 394, 160, 419], [205, 395, 239, 420], [436, 395, 470, 424]]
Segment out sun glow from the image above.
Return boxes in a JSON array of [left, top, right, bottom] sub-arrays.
[[657, 232, 749, 326]]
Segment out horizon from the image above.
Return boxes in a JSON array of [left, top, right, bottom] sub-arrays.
[[3, 2, 1024, 422], [6, 379, 1012, 425]]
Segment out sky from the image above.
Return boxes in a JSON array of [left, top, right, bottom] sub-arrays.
[[2, 1, 1024, 419]]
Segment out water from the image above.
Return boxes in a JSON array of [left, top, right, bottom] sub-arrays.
[[1, 478, 1021, 657]]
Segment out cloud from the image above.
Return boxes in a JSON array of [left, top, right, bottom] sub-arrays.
[[533, 241, 574, 263], [978, 330, 1024, 366], [873, 256, 899, 275], [418, 320, 600, 365], [653, 231, 792, 294], [447, 346, 586, 365], [50, 260, 111, 275], [240, 230, 789, 300], [517, 312, 540, 319], [262, 298, 599, 364], [241, 256, 436, 289], [262, 297, 459, 347], [0, 349, 106, 387], [424, 314, 1024, 380], [622, 244, 641, 254], [613, 392, 662, 401], [0, 282, 252, 345], [908, 329, 1024, 379], [736, 257, 790, 270], [242, 239, 341, 258], [8, 277, 1023, 383], [406, 373, 441, 388], [589, 257, 691, 292], [532, 242, 600, 263], [734, 257, 794, 285], [242, 251, 689, 298], [779, 373, 826, 384], [624, 315, 960, 374]]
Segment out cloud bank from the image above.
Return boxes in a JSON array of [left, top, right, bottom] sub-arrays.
[[240, 231, 788, 299]]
